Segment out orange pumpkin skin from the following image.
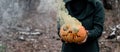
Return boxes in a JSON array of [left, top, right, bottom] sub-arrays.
[[66, 33, 74, 43], [60, 24, 87, 43]]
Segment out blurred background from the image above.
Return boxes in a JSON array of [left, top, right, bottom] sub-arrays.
[[0, 0, 119, 52]]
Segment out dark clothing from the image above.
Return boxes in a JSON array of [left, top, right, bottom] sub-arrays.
[[57, 0, 105, 52]]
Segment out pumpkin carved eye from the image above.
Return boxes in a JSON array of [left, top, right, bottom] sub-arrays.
[[63, 25, 69, 31]]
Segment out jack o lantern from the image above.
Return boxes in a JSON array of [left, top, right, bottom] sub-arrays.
[[58, 0, 87, 44], [60, 24, 87, 43]]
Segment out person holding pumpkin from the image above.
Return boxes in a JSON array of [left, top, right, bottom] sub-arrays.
[[57, 0, 105, 52]]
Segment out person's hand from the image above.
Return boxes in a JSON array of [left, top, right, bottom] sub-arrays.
[[77, 30, 88, 44], [77, 33, 88, 44]]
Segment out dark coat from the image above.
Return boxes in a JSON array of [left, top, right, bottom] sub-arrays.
[[57, 0, 105, 52]]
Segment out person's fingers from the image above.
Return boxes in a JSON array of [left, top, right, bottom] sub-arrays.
[[81, 35, 88, 43]]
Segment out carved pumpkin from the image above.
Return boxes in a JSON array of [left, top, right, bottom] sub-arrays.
[[58, 0, 87, 44], [60, 24, 87, 43]]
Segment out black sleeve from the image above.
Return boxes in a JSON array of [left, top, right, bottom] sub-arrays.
[[87, 2, 105, 42]]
